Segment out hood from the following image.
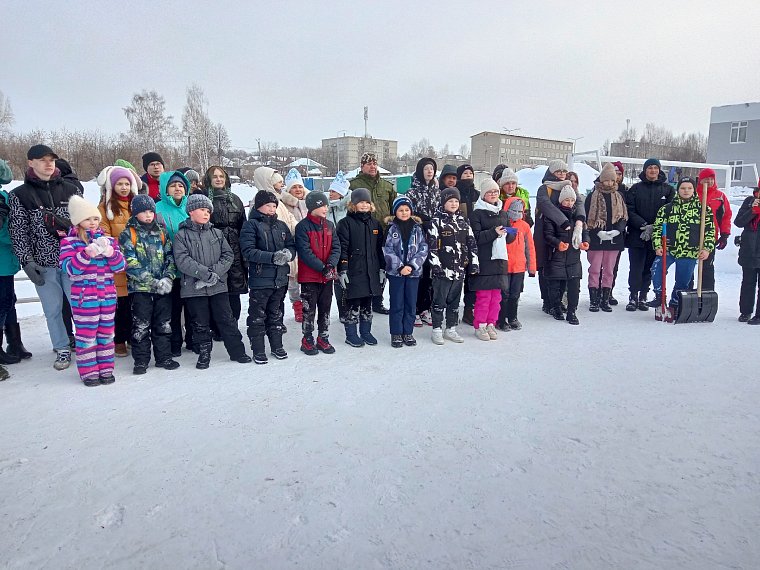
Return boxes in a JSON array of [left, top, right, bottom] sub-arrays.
[[439, 164, 457, 182], [203, 166, 231, 193], [24, 167, 62, 185], [159, 171, 190, 209], [253, 167, 279, 193], [414, 157, 438, 186]]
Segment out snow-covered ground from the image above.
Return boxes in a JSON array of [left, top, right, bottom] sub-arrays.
[[1, 181, 758, 569]]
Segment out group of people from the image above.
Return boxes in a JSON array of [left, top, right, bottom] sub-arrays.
[[0, 143, 757, 386]]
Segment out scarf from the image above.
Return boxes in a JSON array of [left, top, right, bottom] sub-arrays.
[[394, 217, 415, 258], [473, 197, 502, 213], [587, 182, 627, 229]]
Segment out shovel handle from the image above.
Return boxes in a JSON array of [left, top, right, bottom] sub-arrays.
[[696, 181, 709, 298]]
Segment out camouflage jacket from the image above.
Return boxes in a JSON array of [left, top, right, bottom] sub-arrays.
[[118, 217, 177, 293], [427, 210, 479, 281]]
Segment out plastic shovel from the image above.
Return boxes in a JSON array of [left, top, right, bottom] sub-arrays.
[[655, 223, 674, 323]]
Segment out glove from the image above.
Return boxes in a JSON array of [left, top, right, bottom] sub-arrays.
[[379, 269, 386, 286], [597, 230, 611, 242], [85, 242, 103, 257], [557, 242, 569, 252], [607, 229, 620, 239], [322, 264, 338, 281], [194, 272, 220, 289], [504, 226, 518, 236], [716, 234, 729, 250], [94, 236, 110, 250], [23, 262, 45, 286], [640, 224, 653, 241], [579, 242, 590, 251], [155, 277, 173, 295], [272, 249, 292, 266], [572, 224, 584, 249], [102, 244, 115, 257], [337, 270, 350, 288]]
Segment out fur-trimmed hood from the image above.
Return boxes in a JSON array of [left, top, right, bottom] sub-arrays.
[[96, 165, 139, 220], [384, 214, 422, 225]]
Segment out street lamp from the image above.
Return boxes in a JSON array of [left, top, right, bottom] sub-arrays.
[[568, 136, 583, 155], [336, 129, 347, 173]]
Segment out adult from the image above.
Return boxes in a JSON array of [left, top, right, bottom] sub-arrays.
[[349, 152, 396, 313], [116, 159, 148, 194], [613, 161, 628, 192], [55, 158, 85, 195], [456, 164, 479, 324], [603, 161, 628, 305], [534, 159, 587, 313], [498, 168, 533, 226], [141, 152, 165, 201], [734, 181, 760, 323], [8, 144, 79, 370], [624, 158, 674, 311], [693, 168, 732, 291], [567, 171, 580, 192]]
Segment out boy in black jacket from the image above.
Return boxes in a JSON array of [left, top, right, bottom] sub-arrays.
[[240, 190, 296, 364]]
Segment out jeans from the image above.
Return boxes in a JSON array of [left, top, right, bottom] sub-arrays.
[[35, 266, 72, 351], [650, 254, 697, 306], [388, 275, 419, 335]]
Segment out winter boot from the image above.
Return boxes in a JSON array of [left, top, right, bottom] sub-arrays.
[[300, 335, 319, 355], [372, 298, 390, 315], [402, 334, 417, 346], [550, 306, 565, 321], [292, 300, 304, 323], [0, 364, 9, 381], [99, 374, 116, 385], [748, 315, 760, 325], [625, 293, 638, 312], [462, 305, 474, 325], [114, 342, 128, 357], [133, 363, 148, 375], [391, 334, 404, 348], [0, 330, 20, 365], [600, 288, 613, 312], [738, 313, 751, 322], [608, 291, 619, 306], [196, 342, 212, 370], [506, 298, 521, 330], [431, 328, 444, 345], [268, 332, 288, 360], [82, 377, 101, 387], [475, 324, 491, 341], [637, 291, 650, 311], [646, 292, 661, 308], [5, 323, 32, 360], [443, 327, 464, 343], [317, 333, 336, 354], [156, 359, 180, 370], [566, 311, 580, 325], [344, 323, 365, 347], [250, 335, 268, 365], [359, 316, 378, 345], [588, 288, 600, 312]]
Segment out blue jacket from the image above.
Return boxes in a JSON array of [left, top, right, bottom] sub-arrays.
[[0, 190, 20, 276], [240, 210, 296, 289], [382, 217, 428, 278]]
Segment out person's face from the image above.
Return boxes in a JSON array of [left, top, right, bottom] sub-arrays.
[[136, 211, 155, 224], [113, 178, 132, 197], [211, 168, 226, 189], [273, 180, 284, 191], [147, 161, 164, 178], [560, 198, 576, 208], [311, 205, 328, 218], [190, 180, 200, 192], [601, 179, 616, 190], [460, 170, 474, 181], [258, 203, 277, 216], [329, 190, 343, 201], [167, 181, 186, 200], [422, 164, 435, 182], [701, 176, 715, 188], [502, 181, 517, 196], [356, 201, 371, 213], [190, 208, 211, 224], [678, 182, 695, 200], [28, 155, 56, 180], [444, 199, 460, 213], [645, 165, 660, 181], [395, 205, 411, 221], [289, 184, 306, 200], [616, 171, 623, 183], [80, 216, 101, 232], [553, 169, 568, 181], [442, 174, 457, 188], [483, 189, 499, 204], [362, 161, 378, 177], [569, 175, 579, 189]]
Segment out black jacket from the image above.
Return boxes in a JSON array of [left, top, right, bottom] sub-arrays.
[[456, 179, 479, 219], [584, 188, 627, 252], [543, 206, 589, 280], [625, 171, 675, 249], [469, 203, 516, 290], [207, 189, 248, 293], [735, 195, 760, 268], [534, 170, 586, 268], [336, 211, 385, 299], [240, 210, 296, 289]]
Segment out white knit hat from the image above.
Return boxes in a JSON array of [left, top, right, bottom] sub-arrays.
[[68, 195, 102, 226], [284, 168, 305, 193], [558, 184, 577, 204], [498, 168, 519, 186], [479, 178, 500, 198]]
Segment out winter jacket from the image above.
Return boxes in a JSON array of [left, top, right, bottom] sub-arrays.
[[118, 217, 177, 294], [625, 171, 675, 248], [456, 179, 479, 219], [534, 170, 586, 269], [584, 186, 628, 252], [154, 171, 189, 240], [543, 205, 589, 281], [652, 197, 715, 259], [337, 210, 386, 299], [280, 190, 309, 222], [0, 190, 20, 276], [500, 186, 534, 227], [469, 199, 516, 291], [98, 199, 131, 296], [239, 209, 295, 289], [735, 193, 760, 268], [695, 170, 732, 239], [427, 209, 479, 281], [173, 219, 233, 298], [249, 168, 298, 235], [59, 227, 125, 306], [503, 197, 536, 274], [55, 159, 85, 195], [350, 172, 397, 229], [141, 173, 161, 201], [406, 163, 440, 226], [328, 191, 351, 226], [8, 168, 79, 268], [295, 213, 341, 284], [383, 216, 429, 278]]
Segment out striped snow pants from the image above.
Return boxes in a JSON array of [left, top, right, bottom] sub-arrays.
[[72, 292, 117, 381]]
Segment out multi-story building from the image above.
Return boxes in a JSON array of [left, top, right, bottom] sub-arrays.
[[470, 131, 573, 173], [706, 102, 760, 187], [321, 135, 398, 173]]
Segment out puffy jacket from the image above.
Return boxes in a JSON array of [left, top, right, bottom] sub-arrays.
[[118, 217, 176, 294], [154, 171, 189, 240], [584, 185, 628, 252], [695, 169, 732, 239], [625, 171, 675, 248], [173, 219, 233, 298], [503, 197, 536, 274], [383, 216, 429, 278], [336, 210, 385, 299], [98, 199, 131, 296], [239, 209, 295, 289], [295, 213, 340, 284], [735, 192, 760, 268], [469, 199, 516, 290], [427, 209, 478, 281], [350, 172, 397, 229], [0, 190, 20, 276], [652, 196, 715, 259], [59, 227, 125, 306], [455, 179, 479, 219], [8, 168, 79, 268], [534, 171, 586, 268], [406, 161, 440, 225], [543, 205, 589, 280]]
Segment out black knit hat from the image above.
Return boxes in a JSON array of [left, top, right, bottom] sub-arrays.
[[142, 152, 165, 172], [254, 190, 278, 209], [676, 176, 697, 190], [131, 194, 156, 217], [456, 164, 474, 179], [350, 187, 372, 205], [440, 187, 461, 206]]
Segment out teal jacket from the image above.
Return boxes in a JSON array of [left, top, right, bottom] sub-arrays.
[[0, 190, 20, 276], [155, 171, 189, 240]]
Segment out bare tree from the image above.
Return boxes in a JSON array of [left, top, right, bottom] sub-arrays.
[[458, 143, 470, 159], [212, 122, 231, 166], [0, 90, 14, 134], [181, 85, 216, 171], [123, 90, 176, 150]]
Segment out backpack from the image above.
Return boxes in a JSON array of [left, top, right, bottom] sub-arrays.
[[130, 226, 166, 247]]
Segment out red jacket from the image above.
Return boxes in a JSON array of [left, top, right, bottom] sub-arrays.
[[295, 213, 341, 284], [504, 196, 537, 274], [697, 168, 732, 237]]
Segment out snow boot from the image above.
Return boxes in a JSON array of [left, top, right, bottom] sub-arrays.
[[738, 313, 751, 322], [646, 292, 661, 309], [588, 288, 600, 312], [637, 291, 650, 311], [99, 374, 116, 385], [566, 311, 580, 325], [344, 323, 365, 347], [250, 335, 268, 364], [317, 334, 336, 354], [748, 315, 760, 325], [4, 323, 32, 360], [608, 292, 619, 306], [114, 342, 128, 357], [625, 293, 638, 312], [300, 335, 319, 355], [359, 317, 377, 346], [292, 300, 303, 323], [402, 334, 417, 346], [444, 327, 464, 343], [462, 305, 474, 325], [156, 359, 180, 370], [550, 306, 565, 321], [133, 363, 148, 375], [600, 288, 613, 312], [196, 342, 212, 370], [372, 299, 390, 315], [82, 377, 101, 387], [391, 334, 404, 348], [0, 364, 8, 381], [0, 330, 20, 365], [268, 332, 287, 360], [432, 327, 444, 345]]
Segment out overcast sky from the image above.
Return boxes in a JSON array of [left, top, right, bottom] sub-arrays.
[[3, 0, 760, 157]]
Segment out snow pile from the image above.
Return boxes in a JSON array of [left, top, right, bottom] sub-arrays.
[[515, 163, 600, 196]]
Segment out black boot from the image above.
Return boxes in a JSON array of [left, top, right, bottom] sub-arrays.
[[268, 332, 288, 360], [566, 311, 580, 325], [550, 306, 565, 321], [5, 324, 31, 360], [625, 293, 638, 312], [462, 305, 474, 325], [608, 292, 618, 306], [588, 288, 600, 312], [196, 342, 212, 369], [637, 291, 650, 311], [0, 364, 8, 381], [600, 288, 613, 312], [0, 330, 21, 364], [250, 335, 268, 364], [507, 297, 522, 330]]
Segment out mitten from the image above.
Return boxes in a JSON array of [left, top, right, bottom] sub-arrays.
[[23, 262, 45, 286], [272, 249, 292, 265], [337, 271, 350, 288], [85, 243, 102, 257], [572, 224, 583, 248], [322, 264, 338, 281]]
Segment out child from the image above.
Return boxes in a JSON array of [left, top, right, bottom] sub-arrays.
[[295, 191, 341, 355], [328, 171, 351, 324], [470, 179, 517, 340], [336, 188, 386, 347], [173, 194, 252, 369], [650, 177, 715, 314], [59, 195, 126, 386], [543, 185, 590, 325], [383, 196, 429, 348], [427, 187, 479, 344], [240, 190, 296, 364], [282, 168, 308, 323], [735, 182, 760, 323], [97, 165, 139, 357], [118, 195, 179, 375], [500, 196, 536, 330], [498, 168, 534, 226]]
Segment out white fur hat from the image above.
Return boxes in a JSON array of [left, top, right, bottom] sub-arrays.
[[96, 165, 139, 220], [68, 195, 102, 226]]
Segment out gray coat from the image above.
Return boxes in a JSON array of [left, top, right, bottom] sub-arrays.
[[173, 219, 233, 298]]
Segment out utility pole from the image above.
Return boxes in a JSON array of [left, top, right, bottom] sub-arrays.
[[217, 127, 222, 166], [364, 106, 368, 138]]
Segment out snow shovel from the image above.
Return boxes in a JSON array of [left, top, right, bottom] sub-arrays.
[[675, 181, 718, 323], [655, 223, 674, 323]]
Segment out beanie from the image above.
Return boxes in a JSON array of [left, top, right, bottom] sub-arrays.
[[492, 163, 507, 183], [612, 161, 624, 175], [109, 166, 137, 189], [186, 193, 214, 214], [643, 158, 661, 171], [440, 187, 461, 206], [599, 163, 617, 183], [677, 176, 697, 191], [68, 195, 102, 226], [361, 152, 377, 165], [184, 169, 200, 183], [115, 159, 137, 172], [306, 191, 328, 212], [131, 194, 156, 217], [506, 198, 524, 222], [167, 172, 188, 191], [271, 171, 284, 187], [558, 185, 576, 204], [351, 187, 372, 205], [284, 168, 305, 193], [254, 190, 278, 210], [479, 178, 500, 198], [456, 164, 474, 180], [329, 170, 349, 196], [548, 159, 568, 174], [498, 167, 519, 187], [392, 196, 413, 216], [142, 152, 164, 172]]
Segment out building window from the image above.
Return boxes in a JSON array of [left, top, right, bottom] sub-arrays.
[[730, 121, 748, 143], [729, 160, 743, 181]]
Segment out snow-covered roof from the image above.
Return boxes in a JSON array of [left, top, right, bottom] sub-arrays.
[[285, 158, 327, 169]]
